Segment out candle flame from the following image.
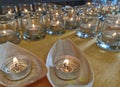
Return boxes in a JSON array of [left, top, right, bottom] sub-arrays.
[[112, 32, 117, 37], [24, 9, 28, 13], [3, 30, 6, 34], [56, 12, 58, 16], [38, 7, 42, 11], [8, 10, 11, 14], [70, 18, 73, 21], [13, 57, 19, 67], [88, 24, 91, 27], [32, 24, 35, 28], [116, 20, 119, 24], [56, 21, 59, 25], [87, 2, 91, 6], [63, 59, 69, 65]]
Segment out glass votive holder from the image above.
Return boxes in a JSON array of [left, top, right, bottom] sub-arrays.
[[33, 2, 47, 16], [1, 5, 18, 16], [97, 17, 120, 52], [54, 55, 80, 80], [47, 15, 65, 35], [1, 56, 31, 80], [41, 11, 65, 35], [64, 14, 80, 30], [0, 14, 21, 44], [63, 6, 79, 30], [22, 12, 45, 40], [76, 15, 100, 38]]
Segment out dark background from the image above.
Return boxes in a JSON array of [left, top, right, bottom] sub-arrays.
[[0, 0, 91, 6]]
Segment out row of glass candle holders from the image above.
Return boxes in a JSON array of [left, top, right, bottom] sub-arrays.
[[0, 2, 120, 52]]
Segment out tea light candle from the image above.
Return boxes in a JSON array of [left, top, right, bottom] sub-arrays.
[[1, 57, 31, 80], [54, 55, 80, 80]]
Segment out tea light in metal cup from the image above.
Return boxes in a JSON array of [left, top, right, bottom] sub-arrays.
[[54, 55, 80, 80], [23, 24, 45, 40], [1, 57, 31, 80]]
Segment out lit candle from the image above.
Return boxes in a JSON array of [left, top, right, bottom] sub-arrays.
[[24, 23, 45, 40], [1, 56, 31, 80], [11, 57, 23, 73], [54, 55, 80, 80], [61, 59, 73, 72]]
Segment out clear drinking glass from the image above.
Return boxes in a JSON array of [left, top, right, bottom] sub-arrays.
[[76, 15, 100, 38], [0, 14, 21, 44], [97, 17, 120, 52]]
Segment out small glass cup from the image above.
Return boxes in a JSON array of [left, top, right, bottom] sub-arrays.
[[41, 11, 65, 35], [63, 5, 79, 30], [33, 2, 47, 16], [97, 17, 120, 52], [76, 15, 100, 38], [0, 14, 21, 44], [22, 12, 45, 40], [1, 56, 31, 80]]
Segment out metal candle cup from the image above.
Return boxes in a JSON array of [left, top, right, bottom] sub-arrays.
[[1, 57, 31, 80], [54, 55, 80, 80]]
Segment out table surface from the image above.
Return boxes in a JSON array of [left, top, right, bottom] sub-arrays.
[[0, 30, 120, 87]]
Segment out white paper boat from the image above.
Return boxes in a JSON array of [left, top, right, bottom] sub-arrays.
[[46, 39, 94, 87]]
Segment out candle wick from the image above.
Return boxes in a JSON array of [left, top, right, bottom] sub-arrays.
[[15, 63, 19, 71], [63, 63, 69, 70]]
